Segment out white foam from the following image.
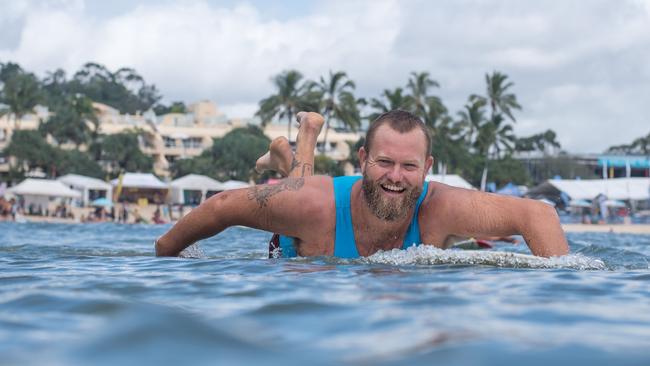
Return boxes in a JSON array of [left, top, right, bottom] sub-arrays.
[[363, 245, 607, 270]]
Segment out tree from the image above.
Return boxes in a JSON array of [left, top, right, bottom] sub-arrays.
[[368, 87, 413, 122], [4, 130, 56, 175], [315, 70, 361, 153], [40, 95, 97, 147], [515, 130, 561, 155], [210, 126, 271, 181], [0, 63, 41, 128], [153, 101, 187, 115], [68, 62, 161, 114], [406, 71, 440, 119], [96, 131, 153, 174], [314, 155, 344, 176], [484, 71, 521, 122], [256, 70, 314, 141], [53, 149, 103, 178], [172, 126, 271, 182]]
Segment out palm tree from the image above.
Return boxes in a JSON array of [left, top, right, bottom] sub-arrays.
[[256, 70, 311, 141], [0, 64, 41, 129], [316, 70, 361, 153], [457, 96, 487, 148], [407, 71, 440, 119], [485, 71, 521, 122], [368, 87, 413, 122]]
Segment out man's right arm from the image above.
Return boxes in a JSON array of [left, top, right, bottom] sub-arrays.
[[155, 176, 330, 256]]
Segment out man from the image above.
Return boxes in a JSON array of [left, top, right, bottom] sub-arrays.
[[156, 110, 568, 258]]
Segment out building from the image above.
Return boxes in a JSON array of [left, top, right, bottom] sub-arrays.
[[0, 100, 364, 179]]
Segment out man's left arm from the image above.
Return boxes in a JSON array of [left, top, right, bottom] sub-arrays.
[[423, 186, 569, 257]]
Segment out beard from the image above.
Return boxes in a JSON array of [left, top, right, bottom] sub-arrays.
[[361, 174, 422, 221]]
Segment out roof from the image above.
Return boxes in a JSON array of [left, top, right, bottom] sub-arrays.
[[425, 174, 475, 190], [170, 174, 223, 190], [110, 172, 168, 189], [220, 180, 250, 190], [532, 178, 650, 201], [8, 179, 81, 198], [58, 174, 111, 190]]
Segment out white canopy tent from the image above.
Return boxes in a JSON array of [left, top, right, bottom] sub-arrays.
[[169, 174, 224, 205], [531, 178, 650, 201], [7, 178, 80, 213], [58, 174, 112, 207], [220, 180, 250, 191], [110, 172, 168, 204], [110, 173, 168, 189], [425, 174, 475, 190]]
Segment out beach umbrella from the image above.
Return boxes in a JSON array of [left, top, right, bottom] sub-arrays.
[[91, 197, 113, 207]]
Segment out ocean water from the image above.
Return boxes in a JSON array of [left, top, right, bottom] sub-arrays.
[[1, 222, 649, 366]]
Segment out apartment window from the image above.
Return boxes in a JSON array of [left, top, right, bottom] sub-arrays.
[[183, 137, 203, 148], [163, 136, 176, 148]]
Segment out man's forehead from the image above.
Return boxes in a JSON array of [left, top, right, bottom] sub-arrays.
[[370, 124, 428, 159]]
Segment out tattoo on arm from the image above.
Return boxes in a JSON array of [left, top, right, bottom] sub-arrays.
[[247, 178, 305, 208], [288, 157, 313, 178]]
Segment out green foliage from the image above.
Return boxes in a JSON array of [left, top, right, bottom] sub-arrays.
[[606, 131, 650, 155], [314, 155, 344, 177], [171, 125, 271, 182], [67, 62, 161, 114], [4, 130, 55, 173], [153, 101, 187, 115], [40, 95, 97, 146], [256, 70, 317, 140], [484, 156, 531, 187], [96, 132, 153, 173], [0, 62, 41, 121], [53, 149, 103, 178]]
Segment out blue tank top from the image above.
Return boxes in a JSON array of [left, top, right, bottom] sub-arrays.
[[278, 176, 429, 258]]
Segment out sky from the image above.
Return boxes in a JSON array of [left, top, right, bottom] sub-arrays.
[[1, 0, 649, 153]]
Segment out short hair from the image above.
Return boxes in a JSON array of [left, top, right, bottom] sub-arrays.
[[364, 109, 432, 157]]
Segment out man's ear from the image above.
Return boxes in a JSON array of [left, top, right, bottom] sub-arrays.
[[424, 155, 434, 177], [358, 147, 368, 173]]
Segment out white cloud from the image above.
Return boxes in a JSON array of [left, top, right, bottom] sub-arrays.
[[1, 0, 649, 153]]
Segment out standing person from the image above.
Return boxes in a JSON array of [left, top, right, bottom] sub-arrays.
[[156, 110, 569, 258]]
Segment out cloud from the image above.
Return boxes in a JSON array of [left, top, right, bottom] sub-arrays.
[[1, 0, 649, 152]]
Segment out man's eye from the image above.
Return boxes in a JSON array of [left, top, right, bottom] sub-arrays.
[[377, 160, 391, 165], [404, 164, 418, 171]]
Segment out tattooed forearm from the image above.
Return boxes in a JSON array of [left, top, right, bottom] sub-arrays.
[[247, 178, 305, 208]]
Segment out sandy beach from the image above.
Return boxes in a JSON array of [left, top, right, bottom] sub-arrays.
[[562, 224, 650, 234]]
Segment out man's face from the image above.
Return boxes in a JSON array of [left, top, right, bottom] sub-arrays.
[[359, 124, 433, 221]]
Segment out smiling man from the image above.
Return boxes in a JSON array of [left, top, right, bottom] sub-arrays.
[[156, 110, 569, 258]]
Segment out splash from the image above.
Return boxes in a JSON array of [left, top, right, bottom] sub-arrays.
[[179, 243, 207, 259], [363, 245, 607, 270]]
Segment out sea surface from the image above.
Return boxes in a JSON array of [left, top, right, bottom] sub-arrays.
[[1, 222, 649, 366]]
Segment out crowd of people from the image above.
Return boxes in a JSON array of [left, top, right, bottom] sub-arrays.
[[0, 194, 176, 225]]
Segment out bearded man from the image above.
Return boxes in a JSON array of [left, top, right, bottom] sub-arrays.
[[156, 110, 568, 258]]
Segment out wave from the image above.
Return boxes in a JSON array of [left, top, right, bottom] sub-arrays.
[[361, 245, 607, 270]]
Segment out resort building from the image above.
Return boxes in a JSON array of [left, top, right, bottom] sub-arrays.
[[0, 100, 363, 180]]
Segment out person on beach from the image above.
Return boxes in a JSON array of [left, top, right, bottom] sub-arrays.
[[156, 110, 569, 258]]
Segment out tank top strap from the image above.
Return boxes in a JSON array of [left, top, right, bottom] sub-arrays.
[[402, 181, 429, 249], [333, 176, 362, 258]]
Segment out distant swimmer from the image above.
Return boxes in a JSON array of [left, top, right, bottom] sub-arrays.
[[156, 110, 569, 258]]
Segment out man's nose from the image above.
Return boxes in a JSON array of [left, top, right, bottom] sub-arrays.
[[386, 164, 403, 182]]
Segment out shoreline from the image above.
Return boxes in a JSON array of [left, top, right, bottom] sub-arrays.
[[7, 215, 650, 235], [562, 223, 650, 234]]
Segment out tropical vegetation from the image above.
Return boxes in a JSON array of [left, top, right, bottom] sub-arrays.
[[2, 58, 620, 188]]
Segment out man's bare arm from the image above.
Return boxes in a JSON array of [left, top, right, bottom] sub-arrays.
[[423, 185, 569, 257], [155, 177, 330, 256]]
